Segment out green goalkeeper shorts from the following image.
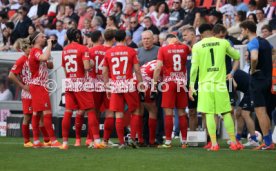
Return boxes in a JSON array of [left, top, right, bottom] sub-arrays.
[[197, 82, 231, 114]]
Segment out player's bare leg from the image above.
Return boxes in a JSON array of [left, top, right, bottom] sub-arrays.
[[158, 108, 173, 148], [241, 109, 259, 147], [22, 114, 32, 147], [143, 102, 157, 147], [189, 108, 198, 131], [254, 107, 274, 150], [103, 110, 115, 146]]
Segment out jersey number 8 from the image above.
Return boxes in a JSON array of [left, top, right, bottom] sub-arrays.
[[173, 54, 181, 71]]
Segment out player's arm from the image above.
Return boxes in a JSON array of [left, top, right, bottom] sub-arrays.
[[226, 42, 240, 77], [38, 39, 52, 62], [83, 50, 93, 70], [134, 63, 143, 84], [189, 46, 199, 101], [153, 60, 163, 86], [8, 72, 29, 91], [47, 56, 54, 69], [250, 50, 258, 74], [83, 60, 92, 70]]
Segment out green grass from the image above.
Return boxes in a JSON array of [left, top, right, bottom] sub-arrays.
[[0, 137, 276, 171]]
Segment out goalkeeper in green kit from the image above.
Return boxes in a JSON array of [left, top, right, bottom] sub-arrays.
[[189, 24, 241, 151]]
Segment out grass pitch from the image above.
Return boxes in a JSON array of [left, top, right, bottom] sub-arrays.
[[0, 137, 275, 171]]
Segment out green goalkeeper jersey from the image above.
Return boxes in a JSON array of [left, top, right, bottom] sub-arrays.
[[190, 37, 240, 87]]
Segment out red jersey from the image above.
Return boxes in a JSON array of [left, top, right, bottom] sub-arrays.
[[141, 60, 157, 82], [157, 43, 190, 83], [62, 42, 90, 92], [104, 45, 139, 93], [10, 55, 31, 99], [89, 45, 112, 92], [29, 48, 49, 87]]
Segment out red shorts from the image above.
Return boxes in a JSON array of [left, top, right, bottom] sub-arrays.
[[109, 91, 140, 112], [29, 85, 51, 112], [22, 99, 32, 114], [92, 92, 109, 112], [161, 82, 188, 108], [65, 91, 94, 110]]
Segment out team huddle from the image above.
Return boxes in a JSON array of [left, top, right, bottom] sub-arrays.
[[8, 20, 276, 151]]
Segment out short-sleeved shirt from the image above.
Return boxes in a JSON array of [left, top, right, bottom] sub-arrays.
[[104, 45, 139, 93], [62, 42, 90, 92], [247, 37, 273, 79], [169, 8, 185, 26], [29, 48, 49, 87], [137, 45, 159, 66], [10, 55, 31, 99], [157, 42, 190, 83], [89, 45, 112, 92], [190, 37, 240, 87]]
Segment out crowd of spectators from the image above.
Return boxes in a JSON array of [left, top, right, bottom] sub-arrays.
[[0, 0, 275, 52]]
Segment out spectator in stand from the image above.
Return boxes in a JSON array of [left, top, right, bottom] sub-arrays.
[[217, 0, 237, 28], [126, 30, 138, 48], [28, 25, 36, 36], [91, 16, 104, 33], [256, 0, 267, 9], [106, 16, 118, 30], [27, 0, 40, 20], [248, 13, 258, 24], [81, 18, 92, 35], [261, 25, 272, 38], [235, 0, 249, 12], [49, 34, 63, 51], [28, 0, 49, 21], [77, 3, 88, 30], [13, 6, 32, 42], [44, 20, 66, 46], [112, 2, 123, 26], [0, 79, 13, 101], [183, 0, 201, 28], [0, 27, 12, 51], [269, 18, 276, 34], [143, 16, 160, 35], [208, 10, 223, 25], [256, 9, 269, 36], [47, 0, 59, 17], [247, 0, 257, 17], [129, 16, 144, 45], [63, 17, 73, 30], [167, 0, 185, 32], [264, 0, 275, 20], [56, 4, 66, 21], [227, 11, 246, 39], [65, 3, 79, 24], [133, 1, 145, 23], [159, 32, 168, 46], [150, 2, 169, 29]]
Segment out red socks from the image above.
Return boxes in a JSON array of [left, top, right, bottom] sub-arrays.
[[130, 115, 139, 140], [43, 114, 56, 142], [32, 115, 40, 141], [88, 111, 100, 140], [116, 118, 124, 145], [165, 115, 173, 141], [179, 115, 188, 141], [148, 118, 157, 144], [22, 124, 30, 143], [103, 117, 114, 141], [39, 126, 50, 142], [75, 114, 84, 140], [137, 115, 144, 143], [62, 112, 72, 142]]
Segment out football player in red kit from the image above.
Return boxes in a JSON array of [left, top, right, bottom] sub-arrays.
[[60, 28, 101, 150], [103, 30, 144, 149], [88, 29, 117, 147], [9, 38, 50, 147], [153, 34, 190, 148], [28, 31, 61, 148]]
